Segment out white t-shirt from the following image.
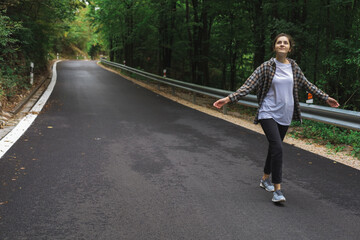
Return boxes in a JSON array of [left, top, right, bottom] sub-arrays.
[[258, 59, 294, 126]]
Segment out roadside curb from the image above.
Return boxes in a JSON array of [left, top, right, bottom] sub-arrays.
[[10, 75, 52, 115], [0, 61, 60, 159]]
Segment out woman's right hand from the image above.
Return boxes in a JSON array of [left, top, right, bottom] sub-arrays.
[[213, 97, 230, 109]]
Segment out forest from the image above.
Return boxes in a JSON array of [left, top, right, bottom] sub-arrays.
[[1, 0, 359, 111], [0, 0, 91, 107]]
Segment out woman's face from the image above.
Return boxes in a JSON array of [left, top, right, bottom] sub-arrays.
[[274, 36, 291, 56]]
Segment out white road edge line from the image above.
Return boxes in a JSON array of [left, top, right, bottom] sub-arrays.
[[0, 60, 61, 159]]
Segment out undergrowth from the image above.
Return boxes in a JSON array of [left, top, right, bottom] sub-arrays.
[[289, 120, 360, 159]]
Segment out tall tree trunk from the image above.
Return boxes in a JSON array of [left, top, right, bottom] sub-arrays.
[[129, 13, 134, 66], [252, 0, 265, 68], [159, 1, 166, 75], [192, 0, 201, 84], [200, 1, 211, 86], [313, 26, 320, 85], [302, 0, 307, 24], [230, 40, 239, 91], [229, 12, 238, 91], [109, 36, 114, 62], [186, 0, 196, 83], [124, 3, 134, 67], [291, 0, 300, 23], [222, 61, 226, 89], [166, 0, 176, 76], [159, 0, 176, 77]]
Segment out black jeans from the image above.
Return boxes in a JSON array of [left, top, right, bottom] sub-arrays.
[[259, 118, 289, 184]]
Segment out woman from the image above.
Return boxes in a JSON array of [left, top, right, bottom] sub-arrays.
[[213, 33, 339, 203]]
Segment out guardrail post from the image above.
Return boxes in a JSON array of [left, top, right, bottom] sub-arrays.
[[30, 62, 34, 85], [57, 53, 59, 59], [163, 69, 167, 78], [223, 104, 228, 115]]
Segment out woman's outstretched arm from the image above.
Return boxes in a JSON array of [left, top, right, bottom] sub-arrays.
[[213, 97, 231, 109], [326, 97, 340, 108]]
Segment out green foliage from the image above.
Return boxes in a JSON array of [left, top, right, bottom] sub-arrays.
[[1, 0, 358, 160], [0, 65, 30, 98], [1, 0, 359, 114], [0, 11, 26, 98], [88, 43, 101, 59], [0, 13, 21, 48], [290, 119, 360, 158], [1, 1, 89, 100], [88, 0, 360, 112]]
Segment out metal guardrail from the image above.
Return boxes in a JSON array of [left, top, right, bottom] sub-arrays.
[[100, 59, 360, 131]]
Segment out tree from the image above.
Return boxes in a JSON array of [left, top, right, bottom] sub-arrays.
[[1, 0, 86, 101], [88, 0, 359, 110]]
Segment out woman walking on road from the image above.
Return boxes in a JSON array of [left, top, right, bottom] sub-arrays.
[[213, 33, 340, 203]]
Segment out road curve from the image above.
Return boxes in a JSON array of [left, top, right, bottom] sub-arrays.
[[0, 61, 359, 240]]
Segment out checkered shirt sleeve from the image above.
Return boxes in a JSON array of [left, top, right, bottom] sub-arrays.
[[297, 67, 329, 101], [228, 65, 263, 102]]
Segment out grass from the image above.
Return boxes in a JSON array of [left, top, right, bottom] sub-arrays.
[[289, 119, 360, 159]]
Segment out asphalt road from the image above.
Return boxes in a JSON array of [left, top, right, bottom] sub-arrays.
[[0, 61, 359, 240]]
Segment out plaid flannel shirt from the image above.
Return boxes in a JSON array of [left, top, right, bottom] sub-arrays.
[[228, 58, 329, 124]]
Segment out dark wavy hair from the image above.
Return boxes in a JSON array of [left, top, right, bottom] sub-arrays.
[[272, 33, 295, 51]]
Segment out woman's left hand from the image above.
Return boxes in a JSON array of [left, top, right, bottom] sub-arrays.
[[326, 97, 340, 108]]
